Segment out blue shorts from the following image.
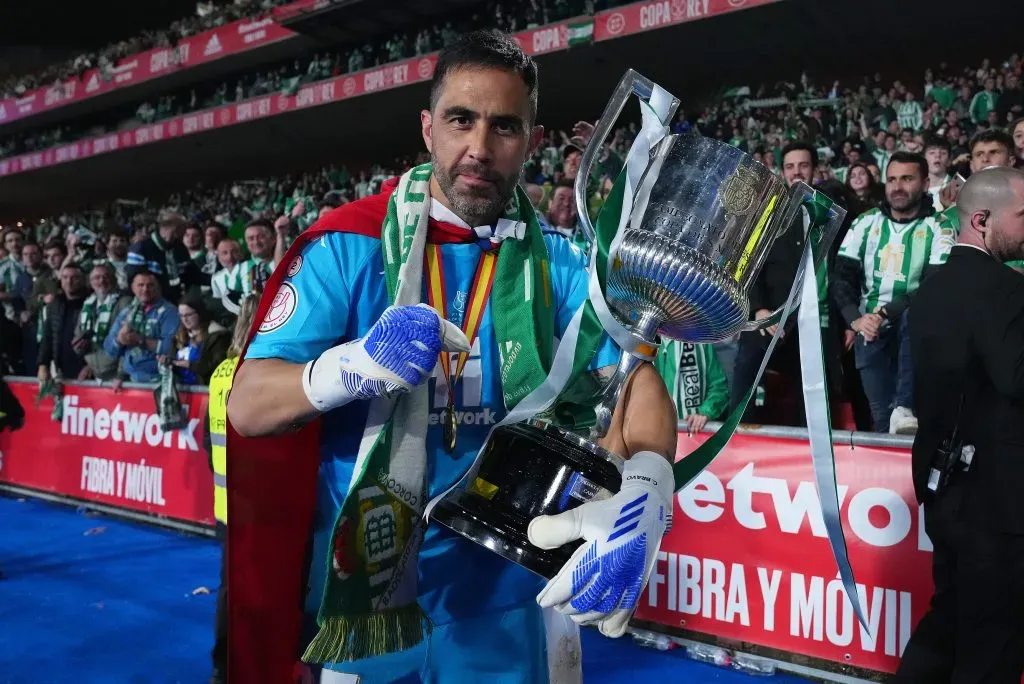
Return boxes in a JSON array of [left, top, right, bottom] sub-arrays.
[[320, 602, 548, 684]]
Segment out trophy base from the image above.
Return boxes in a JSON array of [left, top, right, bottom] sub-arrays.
[[430, 421, 624, 579]]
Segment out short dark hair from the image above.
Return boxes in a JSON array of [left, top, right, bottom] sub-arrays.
[[61, 262, 85, 274], [969, 128, 1014, 157], [131, 269, 158, 286], [780, 141, 819, 166], [429, 30, 538, 123], [103, 226, 129, 242], [43, 238, 66, 256], [923, 135, 950, 155], [245, 219, 273, 234], [885, 151, 928, 180]]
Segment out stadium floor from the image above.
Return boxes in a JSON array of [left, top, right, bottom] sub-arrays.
[[0, 495, 812, 684]]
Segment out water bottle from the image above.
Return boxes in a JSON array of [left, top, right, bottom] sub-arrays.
[[732, 652, 777, 676], [686, 642, 731, 667], [630, 629, 675, 651]]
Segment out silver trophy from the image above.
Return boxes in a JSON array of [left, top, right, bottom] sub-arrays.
[[431, 70, 845, 577]]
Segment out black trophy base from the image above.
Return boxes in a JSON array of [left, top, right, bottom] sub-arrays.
[[430, 421, 623, 579]]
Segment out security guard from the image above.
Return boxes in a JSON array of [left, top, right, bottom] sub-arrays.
[[205, 292, 259, 684]]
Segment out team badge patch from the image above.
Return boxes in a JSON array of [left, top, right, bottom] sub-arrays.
[[287, 255, 303, 277], [258, 282, 298, 333]]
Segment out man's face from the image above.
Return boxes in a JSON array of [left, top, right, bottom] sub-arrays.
[[205, 226, 224, 250], [875, 131, 887, 148], [107, 235, 128, 259], [885, 161, 925, 212], [21, 245, 41, 269], [1013, 122, 1024, 156], [3, 231, 23, 257], [547, 186, 577, 228], [925, 146, 950, 175], [782, 149, 813, 188], [160, 222, 184, 245], [885, 136, 897, 152], [421, 66, 543, 226], [985, 78, 995, 91], [44, 247, 64, 271], [183, 227, 203, 251], [60, 268, 85, 298], [848, 149, 861, 164], [132, 274, 160, 305], [89, 267, 113, 295], [971, 141, 1012, 173], [244, 226, 272, 259], [563, 150, 581, 181], [217, 240, 242, 268], [987, 178, 1024, 262]]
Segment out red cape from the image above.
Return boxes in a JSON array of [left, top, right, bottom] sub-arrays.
[[226, 180, 479, 683]]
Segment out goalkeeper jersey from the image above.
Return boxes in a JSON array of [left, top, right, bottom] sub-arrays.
[[837, 208, 953, 314]]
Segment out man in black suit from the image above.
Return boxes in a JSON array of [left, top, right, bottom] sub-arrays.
[[893, 166, 1024, 683], [730, 141, 827, 425]]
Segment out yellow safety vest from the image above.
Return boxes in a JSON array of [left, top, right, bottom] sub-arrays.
[[208, 356, 238, 525]]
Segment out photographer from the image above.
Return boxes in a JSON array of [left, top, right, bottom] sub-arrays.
[[894, 166, 1024, 683]]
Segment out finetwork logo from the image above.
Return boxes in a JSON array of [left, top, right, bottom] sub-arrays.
[[204, 34, 223, 57], [61, 395, 201, 452]]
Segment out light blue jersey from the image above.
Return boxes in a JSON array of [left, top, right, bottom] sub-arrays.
[[246, 224, 617, 679]]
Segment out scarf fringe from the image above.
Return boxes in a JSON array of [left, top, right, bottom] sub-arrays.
[[302, 605, 429, 664]]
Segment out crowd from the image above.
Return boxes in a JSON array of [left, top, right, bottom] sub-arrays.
[[0, 0, 612, 160], [0, 0, 293, 100], [1, 41, 1023, 436]]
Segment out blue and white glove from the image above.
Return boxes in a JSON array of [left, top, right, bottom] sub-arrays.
[[527, 451, 674, 638], [302, 304, 470, 412]]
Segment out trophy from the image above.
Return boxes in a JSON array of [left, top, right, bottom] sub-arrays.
[[431, 70, 846, 578]]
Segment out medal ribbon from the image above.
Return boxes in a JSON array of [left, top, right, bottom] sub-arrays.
[[425, 243, 498, 406]]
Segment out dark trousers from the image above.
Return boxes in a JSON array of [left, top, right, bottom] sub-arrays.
[[212, 522, 227, 679], [853, 319, 901, 432], [894, 309, 915, 410], [892, 484, 1024, 684], [731, 329, 805, 426]]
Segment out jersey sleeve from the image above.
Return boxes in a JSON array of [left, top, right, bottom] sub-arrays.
[[245, 232, 375, 364], [837, 212, 871, 262], [543, 234, 620, 370], [928, 218, 955, 266]]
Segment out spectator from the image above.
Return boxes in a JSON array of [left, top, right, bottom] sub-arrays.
[[1013, 116, 1024, 166], [831, 152, 951, 433], [14, 241, 60, 376], [925, 137, 953, 212], [103, 271, 179, 383], [242, 220, 276, 292], [730, 141, 819, 426], [969, 77, 999, 125], [161, 293, 230, 386], [543, 180, 586, 248], [654, 339, 729, 434], [76, 264, 131, 381], [845, 161, 884, 215], [202, 224, 226, 276], [99, 226, 131, 291], [126, 212, 203, 303], [37, 263, 89, 382], [937, 129, 1016, 233], [210, 238, 250, 317], [0, 227, 26, 321]]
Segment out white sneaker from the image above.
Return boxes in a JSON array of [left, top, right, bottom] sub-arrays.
[[889, 406, 918, 435]]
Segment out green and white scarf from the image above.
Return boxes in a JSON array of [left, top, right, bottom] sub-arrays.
[[303, 164, 609, 664], [80, 292, 120, 346]]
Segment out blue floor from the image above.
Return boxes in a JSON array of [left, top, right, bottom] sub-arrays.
[[0, 495, 810, 684]]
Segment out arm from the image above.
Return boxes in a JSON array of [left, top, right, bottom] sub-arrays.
[[831, 256, 866, 326], [227, 358, 316, 436], [155, 308, 180, 356], [37, 302, 55, 369], [103, 308, 130, 359]]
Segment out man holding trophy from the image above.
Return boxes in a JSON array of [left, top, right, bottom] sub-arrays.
[[226, 29, 850, 684]]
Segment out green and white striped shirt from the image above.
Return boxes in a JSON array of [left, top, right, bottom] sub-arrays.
[[837, 208, 953, 313]]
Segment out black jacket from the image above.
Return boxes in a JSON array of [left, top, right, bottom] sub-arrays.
[[37, 294, 84, 375], [910, 246, 1024, 533], [127, 235, 204, 303], [748, 211, 806, 326]]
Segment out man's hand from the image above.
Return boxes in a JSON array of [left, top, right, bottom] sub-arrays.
[[570, 121, 597, 150], [685, 413, 708, 434], [528, 451, 673, 638], [302, 304, 470, 413], [274, 215, 292, 236], [117, 325, 141, 347], [19, 311, 30, 325], [77, 365, 94, 381], [754, 308, 782, 338], [37, 365, 50, 384], [843, 329, 857, 351], [851, 313, 883, 342], [42, 293, 55, 305], [939, 182, 961, 209]]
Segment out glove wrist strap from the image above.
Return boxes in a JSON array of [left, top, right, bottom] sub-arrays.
[[623, 450, 674, 505], [302, 343, 358, 413]]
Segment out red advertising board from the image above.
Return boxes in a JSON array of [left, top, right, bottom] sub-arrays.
[[0, 4, 303, 127], [0, 380, 214, 525], [636, 432, 930, 675], [594, 0, 780, 41]]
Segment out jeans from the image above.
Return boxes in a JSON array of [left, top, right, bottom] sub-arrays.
[[893, 309, 915, 410], [854, 319, 900, 432]]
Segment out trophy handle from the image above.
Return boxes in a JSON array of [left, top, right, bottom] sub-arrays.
[[575, 69, 681, 245], [740, 181, 847, 333]]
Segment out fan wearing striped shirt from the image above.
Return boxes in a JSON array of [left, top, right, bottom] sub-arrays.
[[831, 152, 954, 434]]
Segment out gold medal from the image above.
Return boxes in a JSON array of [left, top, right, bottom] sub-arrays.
[[443, 404, 458, 453]]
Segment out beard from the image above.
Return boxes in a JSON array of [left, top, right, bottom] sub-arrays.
[[432, 155, 520, 227], [887, 191, 920, 212], [989, 230, 1024, 263]]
